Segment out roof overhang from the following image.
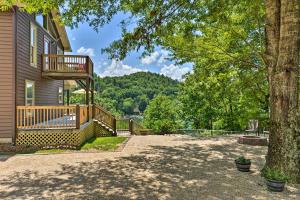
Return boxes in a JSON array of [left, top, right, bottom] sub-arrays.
[[51, 10, 72, 52]]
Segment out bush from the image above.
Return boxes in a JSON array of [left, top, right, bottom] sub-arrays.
[[144, 95, 183, 133], [235, 156, 251, 164], [262, 167, 289, 182]]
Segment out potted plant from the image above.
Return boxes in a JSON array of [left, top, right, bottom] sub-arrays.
[[263, 167, 288, 192], [235, 156, 251, 172]]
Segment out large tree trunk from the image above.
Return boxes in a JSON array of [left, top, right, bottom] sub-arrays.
[[264, 0, 300, 183]]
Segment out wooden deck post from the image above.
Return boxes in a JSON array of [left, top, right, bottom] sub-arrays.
[[86, 78, 90, 122], [76, 104, 80, 129], [86, 56, 89, 74], [66, 89, 70, 105], [91, 79, 95, 105], [92, 104, 95, 119]]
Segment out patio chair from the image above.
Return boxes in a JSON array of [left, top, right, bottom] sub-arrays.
[[245, 119, 259, 136]]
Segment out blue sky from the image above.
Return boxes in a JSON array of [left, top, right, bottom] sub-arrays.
[[66, 13, 192, 80]]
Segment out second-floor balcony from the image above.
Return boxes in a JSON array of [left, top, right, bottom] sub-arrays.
[[42, 54, 94, 80]]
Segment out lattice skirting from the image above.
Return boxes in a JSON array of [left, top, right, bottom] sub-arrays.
[[16, 121, 96, 147]]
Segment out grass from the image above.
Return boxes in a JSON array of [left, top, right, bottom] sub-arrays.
[[34, 149, 66, 154], [2, 137, 128, 155], [81, 137, 127, 151]]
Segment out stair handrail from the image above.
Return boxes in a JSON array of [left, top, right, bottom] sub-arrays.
[[93, 105, 116, 135]]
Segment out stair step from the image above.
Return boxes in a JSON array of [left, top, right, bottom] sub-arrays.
[[94, 119, 114, 133]]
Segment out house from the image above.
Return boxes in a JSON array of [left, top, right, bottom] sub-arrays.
[[0, 6, 116, 147]]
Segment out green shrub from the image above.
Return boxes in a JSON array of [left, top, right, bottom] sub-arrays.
[[144, 94, 183, 133], [262, 167, 289, 182], [235, 156, 251, 164]]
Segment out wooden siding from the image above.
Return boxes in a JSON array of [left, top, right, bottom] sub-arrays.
[[15, 10, 64, 106], [0, 11, 15, 140]]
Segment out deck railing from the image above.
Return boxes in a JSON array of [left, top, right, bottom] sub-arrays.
[[17, 106, 77, 129], [17, 105, 92, 129], [17, 104, 116, 131], [94, 105, 116, 134], [42, 54, 93, 76]]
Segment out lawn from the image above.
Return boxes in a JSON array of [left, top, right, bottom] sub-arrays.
[[34, 149, 66, 154], [14, 137, 128, 154], [81, 137, 127, 151]]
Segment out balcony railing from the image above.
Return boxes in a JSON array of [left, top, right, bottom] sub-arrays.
[[42, 54, 93, 78]]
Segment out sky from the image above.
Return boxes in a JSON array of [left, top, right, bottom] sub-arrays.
[[66, 13, 192, 81]]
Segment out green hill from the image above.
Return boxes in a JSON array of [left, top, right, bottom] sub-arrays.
[[93, 72, 179, 116]]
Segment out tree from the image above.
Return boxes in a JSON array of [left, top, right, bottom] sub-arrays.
[[5, 0, 299, 182], [137, 95, 148, 113], [94, 72, 179, 116], [264, 0, 300, 182], [122, 98, 135, 114], [144, 95, 183, 133]]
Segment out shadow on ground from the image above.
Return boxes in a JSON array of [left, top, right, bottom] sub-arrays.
[[0, 136, 299, 199]]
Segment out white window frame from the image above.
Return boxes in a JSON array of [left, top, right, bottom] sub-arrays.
[[25, 80, 35, 106], [30, 23, 37, 67], [58, 87, 63, 104]]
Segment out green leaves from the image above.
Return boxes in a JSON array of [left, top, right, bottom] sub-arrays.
[[93, 72, 179, 116], [144, 94, 183, 133], [8, 0, 270, 131], [263, 167, 289, 182]]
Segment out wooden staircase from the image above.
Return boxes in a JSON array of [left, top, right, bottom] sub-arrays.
[[93, 105, 117, 135], [93, 105, 147, 136]]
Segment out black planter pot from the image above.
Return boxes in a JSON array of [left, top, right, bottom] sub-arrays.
[[235, 160, 251, 172], [266, 179, 286, 192]]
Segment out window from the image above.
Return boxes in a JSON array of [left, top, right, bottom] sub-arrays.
[[44, 36, 51, 70], [25, 80, 35, 106], [36, 14, 48, 29], [36, 14, 43, 27], [44, 36, 50, 54], [58, 87, 63, 104], [30, 23, 37, 67]]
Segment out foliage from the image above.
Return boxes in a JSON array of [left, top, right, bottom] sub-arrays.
[[93, 72, 179, 116], [144, 94, 183, 133], [81, 137, 127, 151], [235, 156, 251, 164], [7, 0, 269, 131], [262, 167, 289, 182]]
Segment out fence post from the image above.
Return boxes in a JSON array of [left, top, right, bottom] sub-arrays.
[[113, 118, 117, 136], [92, 104, 95, 119], [86, 56, 89, 74], [76, 104, 80, 129], [129, 119, 133, 135]]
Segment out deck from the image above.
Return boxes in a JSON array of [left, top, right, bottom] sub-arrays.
[[41, 54, 94, 80]]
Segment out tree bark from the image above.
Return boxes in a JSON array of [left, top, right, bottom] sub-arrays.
[[264, 0, 300, 183]]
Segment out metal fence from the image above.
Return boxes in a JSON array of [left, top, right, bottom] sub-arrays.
[[177, 129, 269, 137]]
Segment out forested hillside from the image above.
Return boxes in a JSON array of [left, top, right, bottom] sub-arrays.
[[93, 72, 179, 116]]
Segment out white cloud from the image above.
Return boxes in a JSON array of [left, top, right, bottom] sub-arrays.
[[160, 64, 190, 81], [77, 47, 95, 57], [71, 37, 76, 41], [100, 59, 145, 77], [158, 50, 169, 64], [141, 51, 160, 65]]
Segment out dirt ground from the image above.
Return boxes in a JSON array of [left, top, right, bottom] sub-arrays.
[[0, 135, 299, 200]]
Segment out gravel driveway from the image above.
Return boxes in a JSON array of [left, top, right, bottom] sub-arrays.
[[0, 135, 299, 200]]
